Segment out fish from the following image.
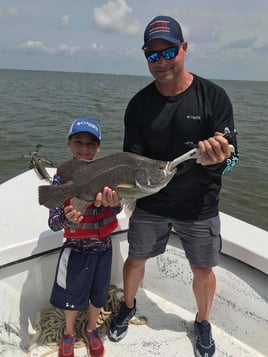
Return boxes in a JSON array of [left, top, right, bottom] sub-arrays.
[[39, 130, 236, 214], [38, 150, 201, 214]]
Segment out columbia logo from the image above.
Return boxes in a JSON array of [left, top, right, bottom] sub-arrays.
[[77, 121, 98, 131], [186, 115, 201, 120]]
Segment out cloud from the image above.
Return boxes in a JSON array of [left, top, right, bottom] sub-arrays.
[[225, 36, 257, 49], [90, 42, 107, 55], [89, 42, 115, 58], [21, 41, 80, 55], [93, 0, 141, 35], [21, 41, 45, 50], [58, 44, 80, 55], [0, 7, 21, 21], [88, 41, 140, 60], [8, 7, 21, 19], [257, 44, 268, 55], [189, 23, 222, 44], [60, 14, 71, 29]]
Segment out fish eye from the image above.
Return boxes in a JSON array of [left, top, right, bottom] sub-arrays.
[[159, 165, 164, 170]]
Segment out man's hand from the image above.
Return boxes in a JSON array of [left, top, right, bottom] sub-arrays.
[[198, 132, 232, 166], [94, 186, 121, 208]]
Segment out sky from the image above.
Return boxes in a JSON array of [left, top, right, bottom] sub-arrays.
[[0, 0, 268, 81]]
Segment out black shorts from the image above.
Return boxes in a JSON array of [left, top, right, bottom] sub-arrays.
[[50, 245, 112, 311], [128, 207, 221, 267]]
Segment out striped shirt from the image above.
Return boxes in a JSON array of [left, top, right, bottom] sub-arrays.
[[48, 174, 122, 252]]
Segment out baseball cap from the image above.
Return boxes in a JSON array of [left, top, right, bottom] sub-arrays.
[[142, 15, 184, 49], [68, 118, 101, 141]]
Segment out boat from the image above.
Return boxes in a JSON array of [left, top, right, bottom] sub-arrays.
[[1, 150, 267, 357]]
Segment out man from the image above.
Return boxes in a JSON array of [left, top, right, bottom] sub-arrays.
[[108, 15, 238, 357]]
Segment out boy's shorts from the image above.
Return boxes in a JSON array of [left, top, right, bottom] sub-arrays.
[[128, 207, 221, 267], [50, 245, 112, 311]]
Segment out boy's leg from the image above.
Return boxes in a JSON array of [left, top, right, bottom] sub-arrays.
[[59, 310, 77, 357], [64, 310, 78, 335], [84, 304, 104, 357], [86, 304, 101, 331]]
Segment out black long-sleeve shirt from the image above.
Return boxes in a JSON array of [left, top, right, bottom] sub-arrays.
[[123, 74, 238, 220]]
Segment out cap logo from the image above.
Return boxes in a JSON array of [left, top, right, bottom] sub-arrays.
[[77, 120, 99, 132], [149, 20, 171, 35]]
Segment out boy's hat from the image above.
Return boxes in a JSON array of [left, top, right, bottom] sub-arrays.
[[68, 118, 101, 141], [142, 15, 184, 49]]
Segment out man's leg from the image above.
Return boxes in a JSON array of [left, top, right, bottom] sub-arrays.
[[173, 216, 220, 357], [109, 207, 171, 342], [109, 257, 146, 341], [123, 257, 146, 308], [190, 265, 216, 322], [190, 265, 216, 357]]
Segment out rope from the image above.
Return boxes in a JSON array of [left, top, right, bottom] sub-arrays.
[[27, 285, 124, 356]]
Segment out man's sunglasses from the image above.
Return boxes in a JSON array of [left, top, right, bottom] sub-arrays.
[[144, 46, 180, 63]]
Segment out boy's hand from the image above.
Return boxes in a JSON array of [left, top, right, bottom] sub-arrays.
[[94, 187, 121, 207], [64, 205, 83, 223]]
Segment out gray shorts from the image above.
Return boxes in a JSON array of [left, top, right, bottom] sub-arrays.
[[128, 207, 222, 267]]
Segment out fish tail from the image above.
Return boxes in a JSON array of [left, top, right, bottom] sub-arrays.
[[38, 183, 75, 208]]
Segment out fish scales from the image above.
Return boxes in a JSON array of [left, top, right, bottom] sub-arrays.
[[57, 153, 166, 194]]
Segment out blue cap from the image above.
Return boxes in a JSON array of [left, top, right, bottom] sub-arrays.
[[142, 16, 184, 49], [68, 118, 101, 141]]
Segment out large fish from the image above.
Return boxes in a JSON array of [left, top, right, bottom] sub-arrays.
[[38, 149, 201, 213]]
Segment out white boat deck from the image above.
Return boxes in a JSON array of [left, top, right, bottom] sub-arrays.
[[27, 287, 267, 357]]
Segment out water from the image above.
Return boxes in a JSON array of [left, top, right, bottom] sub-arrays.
[[0, 69, 267, 231]]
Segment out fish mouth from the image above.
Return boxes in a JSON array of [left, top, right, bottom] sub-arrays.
[[168, 148, 200, 170], [166, 162, 177, 175]]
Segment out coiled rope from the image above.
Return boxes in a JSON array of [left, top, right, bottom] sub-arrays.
[[27, 285, 124, 356]]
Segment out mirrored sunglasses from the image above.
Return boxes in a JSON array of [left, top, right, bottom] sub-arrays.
[[144, 46, 179, 62]]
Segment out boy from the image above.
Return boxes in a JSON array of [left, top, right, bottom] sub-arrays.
[[49, 118, 122, 357]]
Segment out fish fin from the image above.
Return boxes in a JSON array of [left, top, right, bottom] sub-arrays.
[[122, 199, 137, 218], [70, 197, 91, 213], [38, 182, 75, 208]]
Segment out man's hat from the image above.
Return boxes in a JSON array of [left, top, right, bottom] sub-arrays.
[[143, 15, 184, 49]]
